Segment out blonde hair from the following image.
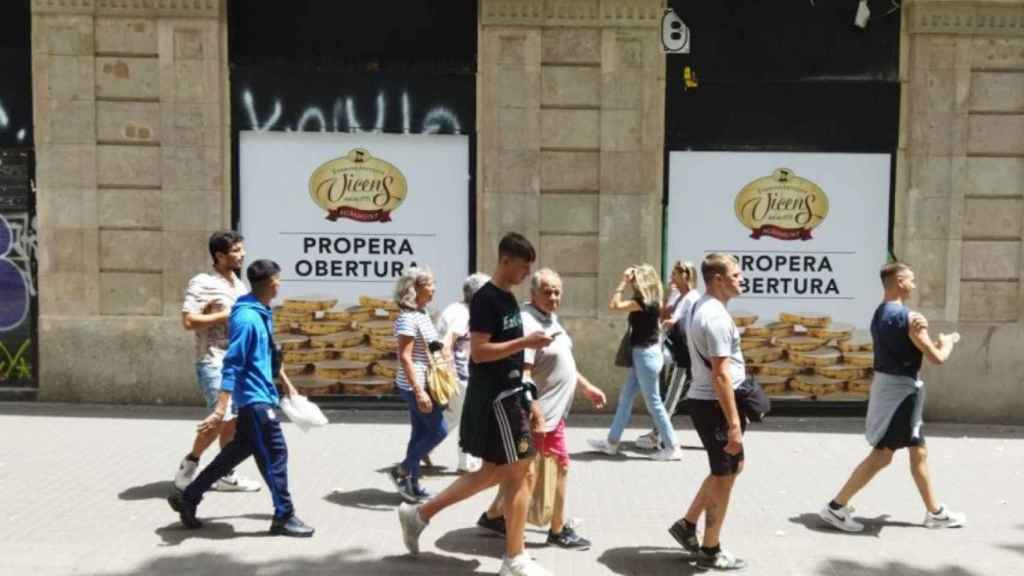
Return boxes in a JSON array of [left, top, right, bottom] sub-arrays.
[[631, 263, 663, 306], [394, 266, 434, 310], [671, 260, 699, 290]]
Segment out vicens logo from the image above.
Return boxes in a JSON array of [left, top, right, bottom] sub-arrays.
[[734, 168, 829, 241], [309, 148, 408, 223]]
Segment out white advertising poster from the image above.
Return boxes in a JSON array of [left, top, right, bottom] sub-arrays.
[[240, 131, 470, 307], [667, 151, 890, 330]]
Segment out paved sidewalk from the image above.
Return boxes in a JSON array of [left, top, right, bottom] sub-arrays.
[[0, 402, 1020, 576]]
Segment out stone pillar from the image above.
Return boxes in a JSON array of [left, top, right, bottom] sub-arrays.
[[900, 1, 1024, 422], [479, 0, 665, 408], [31, 0, 228, 403]]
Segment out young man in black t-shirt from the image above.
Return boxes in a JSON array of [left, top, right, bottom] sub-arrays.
[[398, 233, 555, 576]]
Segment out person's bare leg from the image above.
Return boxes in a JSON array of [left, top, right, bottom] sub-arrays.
[[218, 419, 236, 448], [189, 421, 222, 459], [486, 484, 505, 519], [833, 449, 894, 506], [909, 445, 940, 513], [501, 458, 535, 557], [549, 464, 568, 534], [419, 462, 501, 522], [684, 475, 713, 525], [701, 474, 738, 548]]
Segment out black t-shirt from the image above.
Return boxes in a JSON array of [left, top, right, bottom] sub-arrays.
[[469, 282, 524, 392], [628, 298, 662, 347]]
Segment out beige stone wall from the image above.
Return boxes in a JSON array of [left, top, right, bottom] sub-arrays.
[[478, 0, 666, 410], [898, 1, 1024, 422], [32, 0, 228, 403]]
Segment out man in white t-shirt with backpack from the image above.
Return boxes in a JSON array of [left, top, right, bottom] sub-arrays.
[[670, 253, 747, 571]]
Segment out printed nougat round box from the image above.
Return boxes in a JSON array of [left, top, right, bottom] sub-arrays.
[[372, 359, 399, 379], [277, 334, 310, 351], [790, 374, 846, 396], [356, 320, 395, 337], [315, 360, 371, 381], [788, 346, 841, 368], [283, 296, 338, 313], [814, 363, 871, 381], [744, 346, 785, 364], [339, 346, 390, 362], [848, 378, 872, 394], [339, 375, 393, 396], [731, 312, 758, 328], [758, 374, 789, 395], [838, 331, 873, 352], [296, 320, 349, 336], [776, 335, 827, 352], [808, 322, 855, 342], [780, 312, 832, 328], [291, 375, 341, 395], [842, 350, 874, 368], [282, 362, 310, 377], [740, 336, 770, 351], [309, 331, 365, 349], [750, 361, 803, 378]]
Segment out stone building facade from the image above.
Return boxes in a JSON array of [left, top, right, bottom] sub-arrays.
[[26, 0, 1024, 423]]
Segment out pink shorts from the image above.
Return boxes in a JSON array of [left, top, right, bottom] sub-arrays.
[[532, 418, 569, 469]]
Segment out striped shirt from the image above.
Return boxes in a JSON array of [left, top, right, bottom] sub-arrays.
[[393, 309, 439, 391]]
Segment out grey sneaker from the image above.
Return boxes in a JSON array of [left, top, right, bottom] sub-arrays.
[[398, 503, 427, 555], [696, 548, 747, 571], [818, 504, 864, 533], [924, 505, 966, 529], [587, 437, 619, 456], [499, 552, 552, 576]]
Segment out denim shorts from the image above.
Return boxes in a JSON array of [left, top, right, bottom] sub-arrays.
[[196, 362, 235, 421]]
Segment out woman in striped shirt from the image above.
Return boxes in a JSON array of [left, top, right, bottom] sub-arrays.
[[389, 266, 447, 503]]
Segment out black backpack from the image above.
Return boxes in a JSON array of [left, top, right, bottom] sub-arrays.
[[664, 318, 691, 368]]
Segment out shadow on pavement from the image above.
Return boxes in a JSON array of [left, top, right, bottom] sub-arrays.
[[819, 558, 981, 576], [789, 512, 920, 537], [324, 488, 402, 512], [119, 480, 173, 501], [87, 549, 482, 575], [597, 546, 701, 576], [156, 513, 274, 546], [433, 526, 547, 559]]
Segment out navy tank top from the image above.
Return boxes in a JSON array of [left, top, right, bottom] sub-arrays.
[[870, 301, 923, 379]]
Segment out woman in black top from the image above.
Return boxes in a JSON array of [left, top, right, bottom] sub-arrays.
[[589, 264, 680, 460]]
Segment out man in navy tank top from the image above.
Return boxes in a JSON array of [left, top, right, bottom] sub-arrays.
[[818, 262, 966, 532]]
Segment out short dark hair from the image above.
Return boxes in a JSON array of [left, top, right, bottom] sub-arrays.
[[208, 231, 244, 262], [246, 259, 281, 286], [498, 232, 535, 263], [701, 253, 737, 285], [880, 261, 912, 287]]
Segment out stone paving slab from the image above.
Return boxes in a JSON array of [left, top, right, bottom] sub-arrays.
[[0, 403, 1020, 575]]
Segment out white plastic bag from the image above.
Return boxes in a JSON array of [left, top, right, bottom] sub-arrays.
[[280, 394, 329, 432]]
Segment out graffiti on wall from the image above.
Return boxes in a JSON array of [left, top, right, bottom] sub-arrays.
[[232, 69, 475, 137], [0, 150, 36, 385]]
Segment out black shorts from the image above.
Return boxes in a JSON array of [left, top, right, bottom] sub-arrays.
[[689, 399, 748, 476], [460, 387, 535, 465], [875, 392, 926, 451]]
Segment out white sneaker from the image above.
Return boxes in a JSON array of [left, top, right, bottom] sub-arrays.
[[499, 552, 552, 576], [173, 456, 198, 490], [457, 452, 481, 473], [924, 505, 966, 529], [398, 503, 427, 555], [587, 437, 619, 456], [652, 444, 682, 461], [212, 471, 261, 492], [635, 431, 659, 450], [696, 548, 747, 571], [819, 503, 864, 532]]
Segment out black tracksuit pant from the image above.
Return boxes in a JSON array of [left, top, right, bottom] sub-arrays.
[[183, 402, 294, 519]]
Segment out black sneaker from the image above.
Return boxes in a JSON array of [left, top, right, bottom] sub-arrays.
[[547, 525, 591, 550], [167, 487, 202, 529], [270, 514, 315, 538], [668, 519, 700, 553], [476, 512, 506, 536]]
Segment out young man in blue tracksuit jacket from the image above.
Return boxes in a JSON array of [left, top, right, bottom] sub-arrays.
[[169, 259, 314, 537]]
